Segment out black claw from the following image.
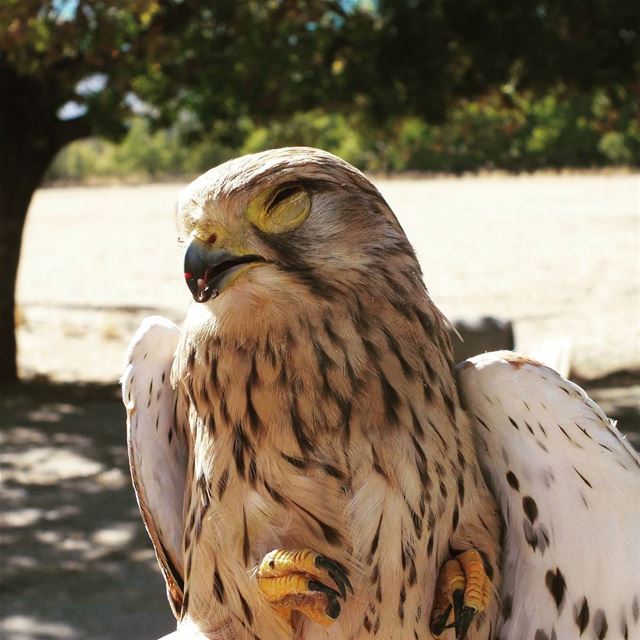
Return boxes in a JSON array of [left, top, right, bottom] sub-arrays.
[[430, 604, 452, 636], [307, 579, 342, 601], [452, 590, 464, 637], [328, 570, 347, 598], [315, 555, 353, 596], [456, 606, 477, 640], [325, 598, 341, 620]]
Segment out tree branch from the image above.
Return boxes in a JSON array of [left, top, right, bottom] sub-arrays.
[[52, 115, 93, 149]]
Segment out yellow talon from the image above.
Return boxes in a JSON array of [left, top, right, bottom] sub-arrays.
[[430, 549, 492, 640], [258, 573, 313, 600], [256, 549, 352, 627], [457, 549, 491, 612], [431, 558, 464, 630]]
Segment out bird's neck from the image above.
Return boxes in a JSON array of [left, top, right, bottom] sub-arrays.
[[173, 287, 458, 449]]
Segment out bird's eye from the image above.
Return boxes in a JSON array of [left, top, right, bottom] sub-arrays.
[[267, 186, 300, 210], [247, 184, 311, 234]]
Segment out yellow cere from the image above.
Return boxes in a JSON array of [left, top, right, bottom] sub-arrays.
[[191, 223, 252, 256], [246, 184, 311, 234]]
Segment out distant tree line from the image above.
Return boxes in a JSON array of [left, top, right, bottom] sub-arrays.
[[1, 0, 639, 381], [48, 86, 638, 181]]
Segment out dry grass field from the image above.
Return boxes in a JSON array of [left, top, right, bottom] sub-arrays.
[[2, 172, 639, 640], [16, 172, 640, 381]]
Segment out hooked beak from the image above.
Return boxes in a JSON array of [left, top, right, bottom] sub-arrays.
[[183, 239, 265, 303]]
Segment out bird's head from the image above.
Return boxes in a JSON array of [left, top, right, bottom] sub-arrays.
[[176, 147, 421, 335]]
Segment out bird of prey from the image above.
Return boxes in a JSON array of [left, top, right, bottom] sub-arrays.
[[122, 147, 640, 640]]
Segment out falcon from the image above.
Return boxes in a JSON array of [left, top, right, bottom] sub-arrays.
[[122, 148, 640, 640]]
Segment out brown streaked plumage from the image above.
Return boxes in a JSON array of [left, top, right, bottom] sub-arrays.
[[124, 147, 640, 640], [126, 148, 503, 639]]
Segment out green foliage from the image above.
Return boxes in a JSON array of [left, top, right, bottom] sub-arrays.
[[47, 85, 639, 182], [4, 0, 639, 171], [371, 86, 639, 172], [241, 111, 371, 168], [46, 118, 240, 182], [599, 132, 633, 164], [47, 138, 114, 182]]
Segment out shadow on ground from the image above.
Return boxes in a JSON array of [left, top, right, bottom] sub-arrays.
[[1, 376, 638, 640], [0, 382, 175, 640]]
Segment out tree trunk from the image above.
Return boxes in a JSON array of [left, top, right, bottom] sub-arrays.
[[0, 148, 54, 383], [0, 62, 93, 383]]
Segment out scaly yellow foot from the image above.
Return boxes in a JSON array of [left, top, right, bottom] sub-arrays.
[[430, 549, 492, 640], [257, 549, 352, 627]]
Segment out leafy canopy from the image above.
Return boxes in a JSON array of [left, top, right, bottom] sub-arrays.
[[2, 0, 637, 145]]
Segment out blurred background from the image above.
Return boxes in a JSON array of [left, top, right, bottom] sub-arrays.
[[1, 2, 638, 639]]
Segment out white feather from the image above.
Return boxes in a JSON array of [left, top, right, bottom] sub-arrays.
[[122, 315, 188, 617], [458, 351, 640, 640]]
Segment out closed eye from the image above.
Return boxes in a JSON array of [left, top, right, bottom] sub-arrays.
[[267, 185, 302, 212]]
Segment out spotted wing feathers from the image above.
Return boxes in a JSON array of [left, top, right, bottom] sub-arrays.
[[457, 351, 640, 640], [122, 316, 188, 618]]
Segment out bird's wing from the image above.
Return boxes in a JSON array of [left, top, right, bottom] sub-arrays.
[[122, 315, 188, 619], [457, 351, 640, 640]]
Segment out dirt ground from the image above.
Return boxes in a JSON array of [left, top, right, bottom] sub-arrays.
[[15, 173, 640, 382], [2, 173, 639, 639], [2, 379, 638, 640]]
